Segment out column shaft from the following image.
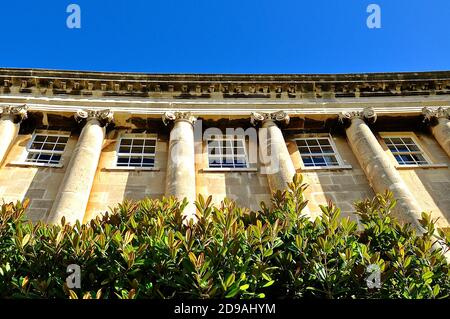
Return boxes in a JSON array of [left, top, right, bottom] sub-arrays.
[[164, 113, 197, 221], [259, 120, 296, 192], [0, 105, 28, 165], [48, 114, 108, 224], [344, 115, 422, 228], [0, 116, 20, 165]]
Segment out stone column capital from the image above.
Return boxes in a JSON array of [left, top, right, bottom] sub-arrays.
[[162, 111, 197, 126], [338, 107, 377, 125], [422, 107, 450, 122], [0, 104, 28, 123], [75, 109, 114, 127], [250, 111, 290, 126]]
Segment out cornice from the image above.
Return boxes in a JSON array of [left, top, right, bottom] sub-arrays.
[[1, 68, 450, 101]]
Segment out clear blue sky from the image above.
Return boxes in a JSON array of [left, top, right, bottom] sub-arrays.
[[0, 0, 449, 74]]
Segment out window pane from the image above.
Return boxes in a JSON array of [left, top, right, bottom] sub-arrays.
[[31, 143, 43, 150], [142, 157, 155, 167], [117, 157, 129, 164], [324, 155, 338, 165], [402, 138, 414, 144], [400, 154, 414, 164], [302, 156, 314, 167], [144, 147, 155, 154], [144, 139, 156, 146], [119, 146, 131, 153], [57, 136, 69, 144], [312, 156, 326, 166], [42, 143, 55, 151], [321, 146, 334, 154], [299, 147, 310, 154], [387, 145, 398, 152], [34, 135, 46, 142], [406, 144, 420, 152], [54, 144, 66, 152], [396, 145, 409, 152]]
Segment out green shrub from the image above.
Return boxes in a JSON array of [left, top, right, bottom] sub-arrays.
[[0, 174, 449, 299]]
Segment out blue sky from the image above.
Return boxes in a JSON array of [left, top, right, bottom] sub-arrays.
[[0, 0, 449, 73]]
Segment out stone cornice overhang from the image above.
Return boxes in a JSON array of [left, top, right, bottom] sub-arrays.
[[0, 68, 449, 117]]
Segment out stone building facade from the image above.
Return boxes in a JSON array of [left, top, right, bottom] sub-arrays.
[[0, 68, 449, 228]]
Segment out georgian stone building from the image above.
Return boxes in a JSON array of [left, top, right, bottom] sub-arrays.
[[0, 68, 449, 228]]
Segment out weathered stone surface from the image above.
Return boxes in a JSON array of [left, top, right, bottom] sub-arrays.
[[164, 112, 197, 221], [47, 110, 113, 224], [341, 108, 424, 229]]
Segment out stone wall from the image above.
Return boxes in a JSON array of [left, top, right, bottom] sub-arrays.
[[380, 132, 450, 228], [289, 135, 375, 221], [195, 138, 272, 211], [84, 129, 168, 221], [0, 128, 448, 226], [0, 132, 76, 222]]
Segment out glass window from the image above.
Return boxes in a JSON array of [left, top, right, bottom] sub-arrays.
[[25, 132, 69, 166], [383, 136, 429, 165], [116, 136, 157, 168], [207, 137, 248, 169], [295, 137, 342, 168]]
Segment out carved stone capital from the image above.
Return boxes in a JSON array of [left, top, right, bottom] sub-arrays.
[[250, 111, 290, 126], [75, 109, 114, 127], [338, 107, 377, 124], [162, 111, 197, 126], [422, 107, 450, 123], [0, 104, 28, 123]]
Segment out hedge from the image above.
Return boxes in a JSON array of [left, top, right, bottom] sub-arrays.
[[0, 174, 449, 299]]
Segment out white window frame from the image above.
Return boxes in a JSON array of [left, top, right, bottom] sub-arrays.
[[113, 133, 158, 171], [380, 132, 433, 167], [294, 134, 351, 170], [205, 135, 253, 171], [14, 130, 70, 168]]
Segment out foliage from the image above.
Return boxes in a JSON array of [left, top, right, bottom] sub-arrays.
[[0, 174, 449, 299]]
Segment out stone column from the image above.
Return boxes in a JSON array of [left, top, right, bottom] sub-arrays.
[[423, 107, 450, 158], [251, 111, 296, 192], [339, 107, 423, 230], [0, 105, 28, 166], [163, 111, 197, 222], [47, 109, 113, 225]]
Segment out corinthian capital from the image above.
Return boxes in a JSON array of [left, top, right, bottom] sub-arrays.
[[75, 109, 114, 126], [162, 111, 197, 126], [250, 111, 290, 126], [338, 107, 377, 124], [422, 107, 450, 122], [0, 104, 28, 123]]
